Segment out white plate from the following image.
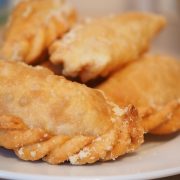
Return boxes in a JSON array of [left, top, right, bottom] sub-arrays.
[[0, 133, 179, 180]]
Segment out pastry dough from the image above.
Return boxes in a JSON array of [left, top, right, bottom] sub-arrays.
[[98, 55, 180, 134], [0, 0, 76, 64], [40, 60, 63, 75], [50, 13, 166, 82], [0, 60, 143, 164]]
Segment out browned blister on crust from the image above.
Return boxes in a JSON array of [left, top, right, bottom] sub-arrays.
[[0, 115, 27, 130], [50, 12, 166, 82], [98, 55, 180, 135], [0, 60, 144, 165], [0, 0, 76, 64]]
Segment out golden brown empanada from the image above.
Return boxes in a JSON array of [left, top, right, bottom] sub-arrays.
[[0, 60, 143, 165], [0, 0, 76, 64], [98, 55, 180, 135], [50, 13, 166, 82]]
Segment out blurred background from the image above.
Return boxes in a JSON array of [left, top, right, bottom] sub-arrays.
[[0, 0, 179, 56]]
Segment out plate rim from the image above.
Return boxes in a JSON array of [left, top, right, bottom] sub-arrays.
[[0, 166, 180, 180]]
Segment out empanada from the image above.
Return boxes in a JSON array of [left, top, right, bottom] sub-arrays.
[[50, 13, 166, 82], [98, 55, 180, 134], [0, 60, 143, 164], [0, 0, 76, 64]]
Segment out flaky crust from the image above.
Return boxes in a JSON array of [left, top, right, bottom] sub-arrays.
[[50, 12, 166, 82], [0, 60, 143, 164], [98, 55, 180, 134], [0, 0, 76, 64]]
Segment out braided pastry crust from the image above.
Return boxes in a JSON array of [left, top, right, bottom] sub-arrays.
[[98, 55, 180, 135], [0, 0, 76, 64], [50, 12, 166, 82], [0, 60, 143, 164]]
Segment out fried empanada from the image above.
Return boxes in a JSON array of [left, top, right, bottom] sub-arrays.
[[0, 0, 76, 64], [50, 13, 166, 82], [98, 55, 180, 134], [0, 60, 143, 164]]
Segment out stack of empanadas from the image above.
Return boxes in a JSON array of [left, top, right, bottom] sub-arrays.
[[0, 0, 179, 165]]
